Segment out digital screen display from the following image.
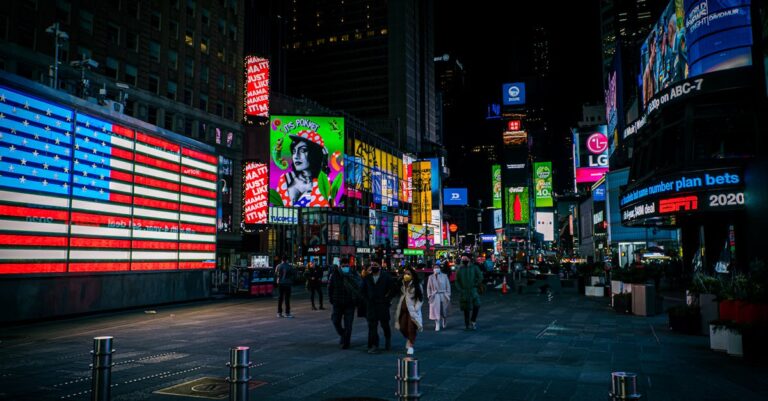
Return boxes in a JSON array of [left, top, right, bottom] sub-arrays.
[[533, 162, 553, 207], [535, 212, 555, 242], [245, 56, 269, 117], [504, 187, 530, 225], [443, 188, 468, 206], [491, 164, 502, 208], [0, 85, 216, 274], [269, 115, 345, 208], [502, 82, 526, 106], [407, 224, 433, 249], [243, 162, 268, 224]]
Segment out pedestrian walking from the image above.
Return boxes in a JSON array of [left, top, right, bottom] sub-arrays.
[[455, 254, 483, 330], [305, 261, 325, 310], [328, 257, 362, 349], [361, 262, 397, 354], [426, 264, 451, 331], [394, 266, 423, 356], [275, 255, 295, 318]]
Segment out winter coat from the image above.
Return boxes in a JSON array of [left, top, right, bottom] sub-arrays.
[[394, 282, 423, 331], [427, 271, 451, 320], [328, 267, 361, 307], [306, 267, 323, 288], [361, 271, 396, 321], [455, 263, 483, 311]]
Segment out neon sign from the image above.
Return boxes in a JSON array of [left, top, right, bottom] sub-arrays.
[[659, 196, 698, 214]]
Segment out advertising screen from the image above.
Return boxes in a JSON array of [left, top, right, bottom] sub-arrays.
[[535, 212, 555, 242], [0, 85, 216, 274], [684, 0, 753, 77], [493, 209, 503, 229], [268, 207, 298, 225], [411, 160, 432, 225], [443, 188, 468, 206], [505, 187, 530, 225], [502, 82, 526, 106], [640, 0, 687, 108], [533, 162, 553, 207], [268, 115, 345, 208], [574, 126, 609, 184], [243, 162, 268, 224], [244, 56, 269, 117], [407, 224, 433, 249], [491, 164, 502, 208], [426, 157, 441, 207]]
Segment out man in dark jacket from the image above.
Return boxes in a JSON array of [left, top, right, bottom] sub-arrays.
[[328, 257, 361, 349], [306, 261, 325, 310], [361, 262, 396, 353], [275, 255, 294, 318]]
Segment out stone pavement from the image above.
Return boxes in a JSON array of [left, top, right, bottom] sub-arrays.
[[1, 287, 767, 401]]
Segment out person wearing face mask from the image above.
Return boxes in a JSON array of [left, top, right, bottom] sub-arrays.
[[361, 262, 397, 354], [455, 253, 483, 330], [327, 257, 362, 349], [394, 266, 424, 355], [427, 264, 451, 331]]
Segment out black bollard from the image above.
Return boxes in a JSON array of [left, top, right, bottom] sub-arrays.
[[90, 336, 114, 401]]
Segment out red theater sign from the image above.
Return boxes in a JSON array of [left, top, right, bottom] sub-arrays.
[[245, 56, 269, 117]]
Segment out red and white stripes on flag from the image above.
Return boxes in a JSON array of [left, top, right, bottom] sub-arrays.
[[179, 148, 217, 269]]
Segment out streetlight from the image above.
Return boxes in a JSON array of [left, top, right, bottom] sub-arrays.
[[45, 23, 69, 89]]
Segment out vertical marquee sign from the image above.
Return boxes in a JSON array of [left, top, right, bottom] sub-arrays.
[[411, 160, 432, 225], [0, 85, 217, 274], [244, 56, 269, 118], [243, 161, 268, 224]]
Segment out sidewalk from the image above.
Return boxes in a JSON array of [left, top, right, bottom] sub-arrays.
[[1, 288, 767, 400]]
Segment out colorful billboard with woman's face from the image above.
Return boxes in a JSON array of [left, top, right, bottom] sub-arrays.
[[269, 116, 345, 207]]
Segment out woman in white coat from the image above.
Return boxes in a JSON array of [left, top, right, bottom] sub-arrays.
[[427, 264, 451, 331], [394, 266, 423, 355]]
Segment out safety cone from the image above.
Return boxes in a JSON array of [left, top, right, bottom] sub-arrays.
[[502, 277, 508, 294]]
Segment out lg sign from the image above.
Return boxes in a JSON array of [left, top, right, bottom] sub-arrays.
[[587, 133, 608, 154], [586, 132, 608, 167]]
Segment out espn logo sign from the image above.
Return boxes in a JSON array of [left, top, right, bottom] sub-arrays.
[[659, 196, 698, 214]]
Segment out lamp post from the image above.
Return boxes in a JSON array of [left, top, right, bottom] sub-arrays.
[[45, 23, 69, 89]]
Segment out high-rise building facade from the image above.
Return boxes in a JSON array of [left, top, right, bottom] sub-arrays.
[[281, 0, 437, 155]]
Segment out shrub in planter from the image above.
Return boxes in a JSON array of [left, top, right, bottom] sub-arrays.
[[709, 320, 730, 351], [667, 305, 701, 335]]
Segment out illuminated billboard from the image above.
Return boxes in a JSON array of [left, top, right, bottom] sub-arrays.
[[535, 212, 555, 242], [268, 116, 345, 207], [0, 85, 216, 274], [574, 127, 609, 184], [346, 139, 403, 206], [407, 224, 433, 249], [502, 82, 526, 106], [411, 160, 432, 225], [491, 164, 502, 208], [533, 162, 553, 207], [244, 56, 269, 117], [640, 0, 753, 108], [505, 187, 529, 225], [443, 188, 468, 206], [243, 162, 268, 224]]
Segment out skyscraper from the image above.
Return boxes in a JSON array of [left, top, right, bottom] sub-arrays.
[[281, 0, 437, 154]]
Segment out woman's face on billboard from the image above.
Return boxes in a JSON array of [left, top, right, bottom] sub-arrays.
[[292, 141, 310, 172]]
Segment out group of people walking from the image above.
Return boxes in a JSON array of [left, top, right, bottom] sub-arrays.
[[274, 253, 486, 355]]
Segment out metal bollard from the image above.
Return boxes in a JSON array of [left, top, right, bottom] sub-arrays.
[[227, 346, 252, 401], [609, 371, 642, 400], [90, 336, 114, 401], [395, 357, 421, 400]]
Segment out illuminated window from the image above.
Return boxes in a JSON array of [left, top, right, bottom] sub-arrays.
[[200, 36, 209, 54], [367, 30, 374, 37], [292, 42, 301, 48], [329, 36, 337, 43], [380, 28, 387, 35], [317, 38, 325, 45], [185, 30, 194, 46], [354, 32, 362, 40], [341, 34, 349, 41]]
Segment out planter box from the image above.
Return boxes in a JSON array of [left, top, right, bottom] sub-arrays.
[[631, 284, 657, 316], [699, 294, 718, 335], [727, 330, 743, 357], [585, 285, 604, 297], [709, 324, 727, 351], [589, 276, 604, 286]]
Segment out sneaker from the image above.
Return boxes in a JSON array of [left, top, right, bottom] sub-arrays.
[[471, 322, 477, 330], [284, 314, 294, 318], [435, 324, 440, 332], [406, 347, 414, 356], [277, 313, 284, 318]]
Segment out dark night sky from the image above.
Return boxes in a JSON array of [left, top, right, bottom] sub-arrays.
[[435, 2, 604, 196]]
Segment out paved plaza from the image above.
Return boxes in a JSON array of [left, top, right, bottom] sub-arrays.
[[2, 288, 767, 401]]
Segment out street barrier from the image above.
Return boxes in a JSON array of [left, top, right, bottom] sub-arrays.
[[609, 371, 642, 400], [395, 357, 421, 400], [227, 346, 252, 401], [90, 336, 114, 401]]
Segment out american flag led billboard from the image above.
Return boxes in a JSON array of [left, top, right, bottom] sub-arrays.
[[0, 85, 216, 274]]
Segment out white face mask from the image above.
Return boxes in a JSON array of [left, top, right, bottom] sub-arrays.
[[433, 268, 441, 274]]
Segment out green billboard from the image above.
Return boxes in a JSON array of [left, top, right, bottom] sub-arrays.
[[491, 164, 502, 209], [533, 161, 553, 207], [505, 186, 529, 225]]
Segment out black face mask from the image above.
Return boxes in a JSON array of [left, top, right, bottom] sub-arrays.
[[371, 267, 380, 273]]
